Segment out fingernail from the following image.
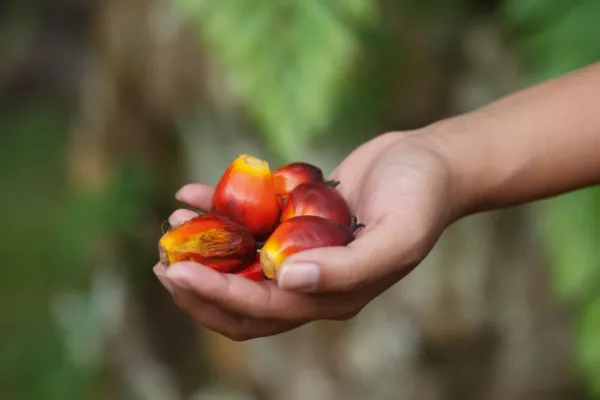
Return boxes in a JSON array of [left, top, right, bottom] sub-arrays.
[[175, 189, 184, 201], [277, 262, 319, 291]]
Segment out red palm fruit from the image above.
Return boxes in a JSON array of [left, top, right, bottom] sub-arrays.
[[280, 181, 352, 227], [158, 213, 256, 273], [260, 215, 360, 280], [272, 162, 339, 207], [232, 262, 266, 281], [211, 154, 280, 241]]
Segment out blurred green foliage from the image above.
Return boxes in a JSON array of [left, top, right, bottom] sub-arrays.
[[177, 0, 380, 161], [501, 0, 600, 83], [2, 0, 600, 398], [540, 189, 600, 397], [500, 0, 600, 395], [0, 100, 102, 399], [0, 98, 155, 398]]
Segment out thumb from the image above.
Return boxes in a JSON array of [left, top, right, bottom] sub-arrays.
[[276, 216, 428, 293]]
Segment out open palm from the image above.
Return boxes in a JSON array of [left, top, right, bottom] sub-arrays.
[[154, 131, 458, 340]]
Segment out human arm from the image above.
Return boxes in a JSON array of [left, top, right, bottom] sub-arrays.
[[154, 62, 600, 341], [426, 61, 600, 217]]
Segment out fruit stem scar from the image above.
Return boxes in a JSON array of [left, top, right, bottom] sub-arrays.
[[161, 220, 172, 235], [158, 244, 170, 266], [349, 215, 366, 233]]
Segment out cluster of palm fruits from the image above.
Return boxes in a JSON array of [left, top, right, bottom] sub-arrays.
[[158, 154, 364, 281]]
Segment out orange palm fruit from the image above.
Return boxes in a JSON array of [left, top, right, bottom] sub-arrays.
[[272, 162, 339, 207], [211, 154, 280, 241], [280, 181, 352, 227], [158, 213, 256, 273], [232, 262, 266, 281], [260, 215, 362, 280]]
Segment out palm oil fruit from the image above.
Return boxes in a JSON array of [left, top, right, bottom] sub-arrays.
[[232, 262, 266, 281], [160, 154, 364, 278], [280, 181, 352, 227], [273, 162, 339, 206], [159, 213, 256, 273], [260, 215, 358, 280], [211, 154, 280, 241]]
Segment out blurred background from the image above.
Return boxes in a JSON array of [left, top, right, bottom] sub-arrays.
[[1, 0, 600, 399]]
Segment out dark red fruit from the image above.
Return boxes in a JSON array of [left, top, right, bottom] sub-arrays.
[[273, 162, 339, 206], [280, 182, 352, 227], [260, 215, 358, 280]]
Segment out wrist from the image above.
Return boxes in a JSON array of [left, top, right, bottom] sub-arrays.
[[379, 126, 477, 223], [413, 63, 600, 220], [415, 115, 488, 220]]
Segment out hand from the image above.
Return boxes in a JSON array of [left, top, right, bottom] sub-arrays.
[[153, 130, 462, 340]]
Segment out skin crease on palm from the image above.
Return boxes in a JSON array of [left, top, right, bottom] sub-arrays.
[[153, 131, 457, 341]]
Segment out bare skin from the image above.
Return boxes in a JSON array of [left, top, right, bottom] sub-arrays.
[[154, 62, 600, 341]]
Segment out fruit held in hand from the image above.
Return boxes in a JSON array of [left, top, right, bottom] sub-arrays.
[[280, 181, 352, 226], [273, 162, 324, 200], [232, 262, 266, 281], [260, 215, 360, 280], [159, 213, 256, 272], [211, 154, 280, 241], [273, 162, 339, 206], [159, 153, 364, 280]]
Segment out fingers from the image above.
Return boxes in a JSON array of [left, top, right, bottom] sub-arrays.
[[277, 214, 428, 293], [168, 183, 213, 227], [154, 262, 301, 340], [153, 263, 173, 293], [168, 209, 198, 227], [172, 286, 301, 341], [175, 183, 215, 211], [164, 261, 353, 321]]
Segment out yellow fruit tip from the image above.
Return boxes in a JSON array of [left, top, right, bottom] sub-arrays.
[[260, 251, 277, 280], [238, 154, 270, 170]]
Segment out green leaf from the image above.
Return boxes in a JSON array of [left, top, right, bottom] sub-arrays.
[[176, 0, 378, 160], [576, 298, 600, 395], [500, 0, 600, 83]]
